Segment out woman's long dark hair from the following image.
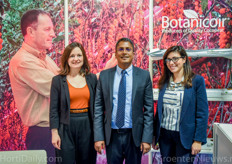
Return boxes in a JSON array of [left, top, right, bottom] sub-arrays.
[[59, 42, 90, 76], [158, 46, 194, 90]]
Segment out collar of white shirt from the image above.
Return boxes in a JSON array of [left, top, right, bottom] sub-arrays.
[[116, 65, 133, 76]]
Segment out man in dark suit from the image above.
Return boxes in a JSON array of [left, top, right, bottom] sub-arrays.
[[94, 38, 154, 164]]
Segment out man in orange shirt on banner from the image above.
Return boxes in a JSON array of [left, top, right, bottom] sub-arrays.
[[9, 9, 116, 164]]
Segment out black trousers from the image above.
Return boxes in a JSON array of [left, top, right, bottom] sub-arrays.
[[56, 113, 96, 164], [106, 129, 142, 164], [159, 128, 195, 164], [26, 126, 56, 164]]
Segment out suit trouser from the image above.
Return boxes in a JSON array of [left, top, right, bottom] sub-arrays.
[[159, 128, 195, 164], [26, 126, 56, 164], [56, 113, 96, 164], [106, 129, 142, 164]]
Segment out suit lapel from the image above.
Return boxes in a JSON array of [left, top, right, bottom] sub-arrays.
[[86, 74, 92, 102], [86, 74, 94, 118], [158, 83, 167, 121], [62, 76, 70, 110], [132, 66, 139, 105], [86, 75, 92, 91], [180, 87, 192, 123], [109, 67, 116, 111]]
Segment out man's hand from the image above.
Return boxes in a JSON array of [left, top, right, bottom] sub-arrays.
[[96, 53, 117, 79], [94, 141, 105, 154], [51, 129, 61, 150], [140, 142, 151, 155], [191, 141, 202, 155], [104, 53, 117, 69]]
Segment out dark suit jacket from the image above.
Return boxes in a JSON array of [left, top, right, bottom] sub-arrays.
[[154, 75, 209, 149], [49, 73, 97, 129], [94, 66, 154, 147]]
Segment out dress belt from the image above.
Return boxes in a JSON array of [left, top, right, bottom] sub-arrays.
[[70, 108, 89, 113], [112, 128, 132, 133]]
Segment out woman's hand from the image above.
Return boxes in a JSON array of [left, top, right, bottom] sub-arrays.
[[152, 143, 159, 150], [152, 137, 159, 150], [191, 141, 202, 155], [51, 129, 61, 150]]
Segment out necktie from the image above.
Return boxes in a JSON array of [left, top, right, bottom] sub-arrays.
[[116, 70, 127, 129]]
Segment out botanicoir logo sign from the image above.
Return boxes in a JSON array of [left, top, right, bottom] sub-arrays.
[[162, 10, 230, 33]]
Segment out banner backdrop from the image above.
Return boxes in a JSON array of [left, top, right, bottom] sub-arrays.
[[0, 0, 151, 155], [152, 0, 232, 86], [0, 0, 64, 151], [151, 0, 232, 138], [153, 0, 232, 49], [0, 0, 231, 161]]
